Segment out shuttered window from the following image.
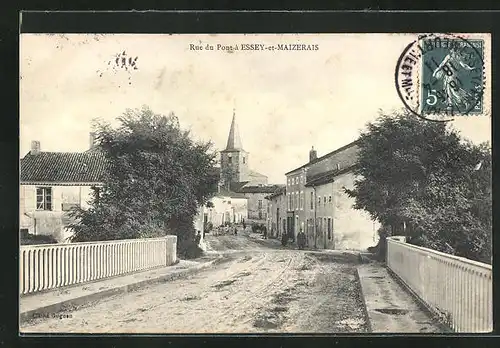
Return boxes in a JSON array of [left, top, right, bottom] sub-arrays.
[[36, 187, 52, 211]]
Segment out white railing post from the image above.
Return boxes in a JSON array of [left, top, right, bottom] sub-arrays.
[[386, 236, 492, 333], [20, 236, 173, 296]]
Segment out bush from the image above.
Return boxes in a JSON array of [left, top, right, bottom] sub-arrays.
[[367, 225, 392, 261], [180, 241, 204, 259], [21, 234, 58, 245]]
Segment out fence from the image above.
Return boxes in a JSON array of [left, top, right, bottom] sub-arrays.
[[386, 236, 492, 333], [19, 236, 177, 296]]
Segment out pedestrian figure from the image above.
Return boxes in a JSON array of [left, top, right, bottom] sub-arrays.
[[242, 221, 246, 230], [263, 226, 268, 239], [281, 232, 288, 246], [297, 229, 306, 250], [234, 226, 238, 236], [194, 231, 201, 245]]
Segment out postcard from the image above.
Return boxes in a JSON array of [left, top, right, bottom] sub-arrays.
[[19, 33, 492, 334]]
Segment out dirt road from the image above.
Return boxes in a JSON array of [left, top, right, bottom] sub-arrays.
[[21, 232, 368, 333]]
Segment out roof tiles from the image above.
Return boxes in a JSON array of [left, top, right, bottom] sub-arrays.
[[20, 151, 107, 183]]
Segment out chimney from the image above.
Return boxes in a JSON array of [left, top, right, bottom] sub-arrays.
[[89, 132, 96, 149], [30, 140, 41, 155], [309, 146, 317, 162]]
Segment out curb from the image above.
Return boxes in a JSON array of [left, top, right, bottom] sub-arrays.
[[385, 266, 453, 333], [20, 255, 224, 323], [355, 267, 373, 333]]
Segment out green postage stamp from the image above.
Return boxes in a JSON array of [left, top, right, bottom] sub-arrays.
[[396, 33, 489, 121]]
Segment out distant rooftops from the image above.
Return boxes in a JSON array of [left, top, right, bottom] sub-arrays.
[[265, 186, 286, 200], [237, 184, 285, 194]]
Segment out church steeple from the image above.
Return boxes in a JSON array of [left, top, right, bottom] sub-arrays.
[[225, 108, 243, 151]]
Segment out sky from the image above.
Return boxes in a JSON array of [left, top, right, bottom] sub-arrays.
[[20, 34, 491, 184]]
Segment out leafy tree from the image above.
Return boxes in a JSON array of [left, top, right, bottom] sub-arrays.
[[68, 106, 219, 256], [345, 111, 491, 263]]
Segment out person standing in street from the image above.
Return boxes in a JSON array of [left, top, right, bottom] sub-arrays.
[[194, 231, 201, 246]]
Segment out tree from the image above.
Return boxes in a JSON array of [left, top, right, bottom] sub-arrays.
[[345, 110, 492, 263], [68, 106, 219, 256]]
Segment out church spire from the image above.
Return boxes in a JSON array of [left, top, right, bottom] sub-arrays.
[[225, 108, 243, 151]]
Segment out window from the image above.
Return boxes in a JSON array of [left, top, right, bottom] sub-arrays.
[[243, 157, 246, 164], [36, 187, 52, 211], [228, 156, 232, 164], [295, 193, 298, 210], [328, 218, 332, 239], [289, 195, 292, 210], [329, 195, 332, 203], [259, 211, 262, 219], [318, 196, 321, 205], [324, 196, 327, 205], [299, 191, 303, 210], [258, 200, 263, 209], [310, 192, 314, 210]]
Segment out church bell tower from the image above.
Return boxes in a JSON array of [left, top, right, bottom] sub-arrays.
[[220, 109, 249, 185]]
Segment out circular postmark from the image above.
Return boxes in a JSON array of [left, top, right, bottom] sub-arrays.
[[395, 33, 485, 122]]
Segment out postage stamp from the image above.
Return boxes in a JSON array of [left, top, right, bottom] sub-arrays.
[[395, 33, 490, 121]]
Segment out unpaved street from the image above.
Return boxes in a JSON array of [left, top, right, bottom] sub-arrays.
[[22, 232, 368, 333]]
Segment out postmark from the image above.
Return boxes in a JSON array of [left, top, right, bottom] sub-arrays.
[[395, 33, 485, 122]]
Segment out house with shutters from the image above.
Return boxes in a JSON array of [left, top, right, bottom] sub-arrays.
[[284, 141, 380, 251], [19, 134, 107, 242]]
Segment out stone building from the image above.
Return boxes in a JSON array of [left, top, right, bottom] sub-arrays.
[[19, 135, 106, 242], [219, 110, 284, 222], [285, 141, 379, 250], [264, 186, 287, 239]]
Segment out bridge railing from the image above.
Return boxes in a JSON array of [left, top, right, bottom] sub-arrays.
[[19, 236, 177, 296], [386, 236, 492, 333]]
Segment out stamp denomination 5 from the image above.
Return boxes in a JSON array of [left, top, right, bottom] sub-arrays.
[[395, 33, 485, 122]]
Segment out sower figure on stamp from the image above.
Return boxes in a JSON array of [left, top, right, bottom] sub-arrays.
[[432, 47, 478, 112]]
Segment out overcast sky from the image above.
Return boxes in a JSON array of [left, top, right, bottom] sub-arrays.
[[20, 34, 491, 184]]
